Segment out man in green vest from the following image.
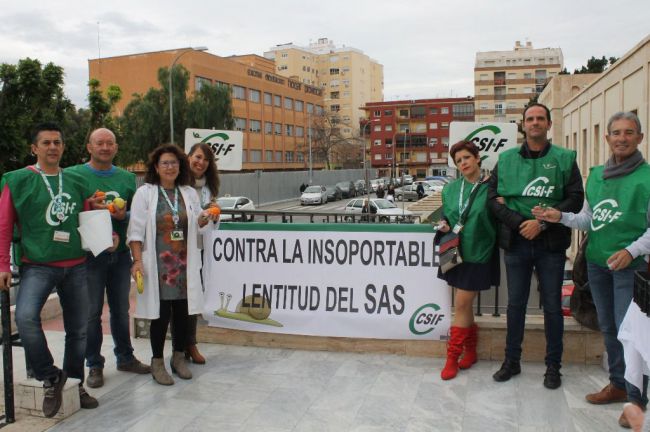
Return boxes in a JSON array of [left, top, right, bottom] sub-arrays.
[[488, 103, 584, 389], [533, 111, 650, 428], [66, 128, 150, 389], [0, 123, 99, 417]]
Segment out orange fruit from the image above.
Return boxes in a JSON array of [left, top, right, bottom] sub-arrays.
[[94, 190, 106, 198], [107, 203, 116, 213], [208, 206, 221, 216]]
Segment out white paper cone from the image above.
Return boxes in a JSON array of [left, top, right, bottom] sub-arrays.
[[78, 210, 113, 256]]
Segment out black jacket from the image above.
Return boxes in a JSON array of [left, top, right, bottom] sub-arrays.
[[487, 142, 584, 252]]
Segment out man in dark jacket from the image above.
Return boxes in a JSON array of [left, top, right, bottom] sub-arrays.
[[487, 103, 584, 389]]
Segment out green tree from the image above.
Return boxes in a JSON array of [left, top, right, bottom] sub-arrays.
[[186, 83, 234, 130], [0, 58, 78, 175], [87, 78, 122, 130], [574, 56, 619, 74]]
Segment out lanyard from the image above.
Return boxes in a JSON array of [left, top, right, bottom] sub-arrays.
[[35, 164, 65, 220], [458, 177, 481, 219], [159, 186, 180, 227]]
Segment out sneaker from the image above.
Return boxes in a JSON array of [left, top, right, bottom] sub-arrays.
[[79, 385, 99, 409], [117, 359, 151, 374], [86, 368, 104, 388], [42, 370, 67, 418], [493, 359, 521, 382], [543, 364, 562, 389]]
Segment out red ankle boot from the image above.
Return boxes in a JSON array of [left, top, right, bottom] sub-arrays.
[[441, 326, 467, 380], [458, 323, 478, 370]]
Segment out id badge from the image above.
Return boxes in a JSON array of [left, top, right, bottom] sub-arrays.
[[53, 230, 70, 243], [170, 230, 184, 241], [452, 223, 463, 234]]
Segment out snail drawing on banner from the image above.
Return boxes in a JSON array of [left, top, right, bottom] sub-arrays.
[[214, 292, 283, 327]]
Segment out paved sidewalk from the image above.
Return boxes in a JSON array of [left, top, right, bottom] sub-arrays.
[[0, 328, 628, 432]]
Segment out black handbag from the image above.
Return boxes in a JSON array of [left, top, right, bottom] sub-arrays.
[[569, 235, 600, 331]]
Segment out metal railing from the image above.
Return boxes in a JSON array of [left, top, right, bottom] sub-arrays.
[[219, 209, 421, 224], [0, 270, 20, 426]]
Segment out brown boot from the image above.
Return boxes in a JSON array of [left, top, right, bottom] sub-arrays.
[[170, 351, 192, 380], [185, 344, 206, 364], [151, 357, 174, 386], [585, 383, 627, 404], [440, 326, 467, 380], [458, 323, 478, 370]]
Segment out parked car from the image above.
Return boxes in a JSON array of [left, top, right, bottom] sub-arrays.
[[216, 196, 255, 221], [344, 198, 414, 222], [325, 185, 343, 202], [336, 181, 356, 198], [300, 185, 328, 205], [369, 179, 382, 192], [395, 183, 435, 201], [402, 174, 414, 185], [425, 175, 452, 184], [354, 180, 367, 195], [421, 179, 445, 193]]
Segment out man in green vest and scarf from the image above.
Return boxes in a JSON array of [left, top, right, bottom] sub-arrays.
[[488, 103, 584, 389], [0, 123, 99, 417], [534, 111, 650, 428]]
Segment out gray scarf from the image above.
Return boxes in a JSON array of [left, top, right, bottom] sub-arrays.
[[603, 150, 645, 179]]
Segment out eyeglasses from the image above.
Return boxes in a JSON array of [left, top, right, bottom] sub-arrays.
[[159, 161, 179, 168]]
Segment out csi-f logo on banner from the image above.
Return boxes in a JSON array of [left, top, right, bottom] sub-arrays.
[[184, 128, 243, 171], [409, 303, 445, 336], [45, 193, 77, 226], [591, 199, 623, 231], [449, 122, 518, 170], [522, 177, 555, 197]]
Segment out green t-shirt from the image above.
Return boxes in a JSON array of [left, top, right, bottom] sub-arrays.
[[441, 178, 496, 263], [1, 167, 87, 263], [497, 144, 576, 219], [65, 164, 136, 252], [585, 163, 650, 267]]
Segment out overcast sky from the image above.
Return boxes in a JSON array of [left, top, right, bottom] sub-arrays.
[[1, 0, 648, 108]]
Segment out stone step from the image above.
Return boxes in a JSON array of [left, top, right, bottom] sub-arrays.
[[16, 378, 81, 420]]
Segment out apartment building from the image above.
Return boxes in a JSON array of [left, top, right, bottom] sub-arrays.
[[361, 98, 475, 178], [265, 38, 384, 138], [88, 48, 325, 171], [475, 41, 563, 123]]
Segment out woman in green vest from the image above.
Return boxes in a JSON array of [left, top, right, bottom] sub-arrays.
[[438, 140, 499, 380]]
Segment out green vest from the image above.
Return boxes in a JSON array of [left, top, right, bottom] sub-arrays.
[[497, 144, 576, 219], [65, 164, 136, 252], [1, 167, 86, 263], [585, 164, 650, 267], [441, 178, 497, 263]]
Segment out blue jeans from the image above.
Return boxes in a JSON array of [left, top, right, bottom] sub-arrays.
[[85, 250, 135, 369], [504, 236, 566, 366], [15, 263, 88, 384], [588, 261, 648, 407]]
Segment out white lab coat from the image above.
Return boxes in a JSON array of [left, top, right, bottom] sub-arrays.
[[127, 183, 212, 319]]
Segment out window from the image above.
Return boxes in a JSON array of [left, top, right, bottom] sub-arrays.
[[385, 138, 393, 146], [331, 104, 340, 112], [329, 68, 339, 75], [524, 72, 532, 79], [296, 126, 304, 137], [330, 91, 339, 99], [286, 125, 293, 136], [399, 123, 408, 132], [195, 76, 211, 91], [399, 109, 409, 118], [232, 85, 245, 100], [507, 72, 517, 79], [250, 150, 262, 163], [284, 97, 293, 110], [523, 87, 533, 94], [385, 153, 392, 160], [373, 110, 381, 117], [264, 92, 272, 105], [330, 55, 339, 62], [265, 150, 273, 162], [249, 119, 261, 133], [413, 123, 427, 133], [315, 105, 324, 115], [249, 89, 261, 103], [442, 137, 449, 147], [441, 107, 449, 114], [274, 95, 282, 107], [374, 154, 382, 160], [373, 125, 381, 132], [234, 117, 246, 131], [508, 87, 516, 94], [430, 108, 438, 115], [307, 103, 314, 114], [384, 110, 393, 116], [441, 122, 449, 129], [411, 106, 426, 118], [429, 137, 438, 146], [285, 151, 293, 162], [295, 100, 303, 112], [453, 104, 474, 117], [429, 123, 438, 129], [374, 139, 382, 146], [330, 80, 339, 87], [479, 103, 488, 110], [385, 124, 393, 131], [297, 152, 304, 162], [274, 123, 282, 135], [264, 122, 272, 135], [275, 151, 282, 163]]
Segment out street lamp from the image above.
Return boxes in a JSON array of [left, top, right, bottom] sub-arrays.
[[169, 46, 208, 145], [361, 119, 380, 200]]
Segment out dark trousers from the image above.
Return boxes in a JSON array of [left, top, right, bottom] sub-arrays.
[[150, 299, 189, 358]]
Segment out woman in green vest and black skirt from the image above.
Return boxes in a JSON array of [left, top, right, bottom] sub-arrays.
[[437, 140, 499, 380]]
